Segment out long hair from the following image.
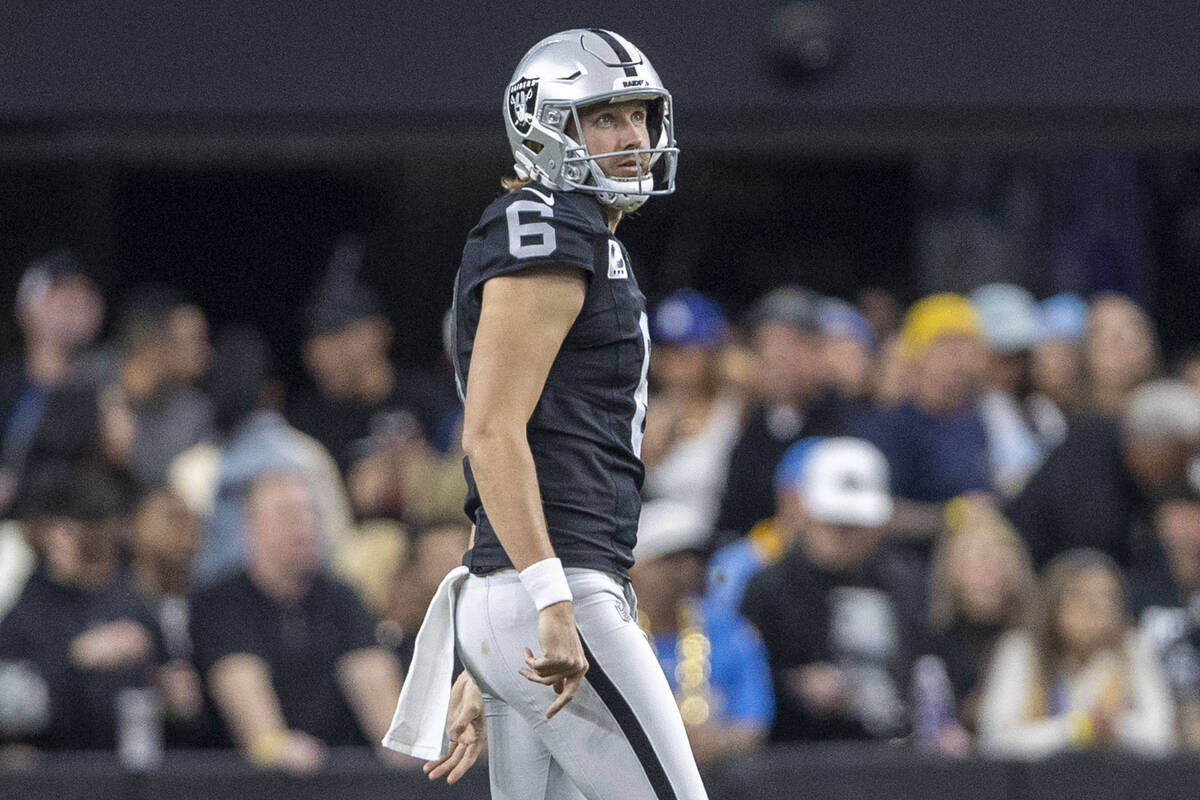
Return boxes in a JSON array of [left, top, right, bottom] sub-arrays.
[[500, 175, 532, 192], [927, 505, 1035, 633], [1024, 548, 1131, 717]]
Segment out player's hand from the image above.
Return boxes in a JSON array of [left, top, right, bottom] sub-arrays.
[[519, 601, 588, 718], [424, 671, 486, 784]]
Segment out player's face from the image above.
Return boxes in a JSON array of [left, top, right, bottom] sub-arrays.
[[568, 100, 652, 179]]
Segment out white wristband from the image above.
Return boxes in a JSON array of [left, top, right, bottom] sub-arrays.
[[519, 557, 573, 612]]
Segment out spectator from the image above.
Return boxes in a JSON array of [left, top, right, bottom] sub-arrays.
[[1031, 293, 1088, 417], [99, 286, 214, 490], [167, 299, 213, 389], [1175, 625, 1200, 749], [189, 471, 405, 774], [0, 516, 35, 621], [377, 518, 471, 672], [714, 287, 854, 544], [859, 293, 992, 544], [1127, 483, 1200, 749], [715, 327, 756, 401], [632, 500, 772, 768], [978, 549, 1174, 758], [287, 238, 461, 521], [871, 332, 912, 408], [333, 519, 409, 620], [925, 506, 1035, 737], [169, 326, 353, 586], [640, 290, 743, 537], [1010, 380, 1200, 567], [971, 283, 1068, 498], [1082, 293, 1159, 415], [819, 298, 876, 407], [128, 487, 207, 743], [741, 437, 924, 742], [0, 251, 105, 514], [704, 438, 822, 633], [856, 286, 903, 342], [0, 468, 165, 750], [1131, 483, 1200, 626]]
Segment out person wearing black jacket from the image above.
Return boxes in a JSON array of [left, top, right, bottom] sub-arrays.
[[1009, 380, 1200, 568], [0, 469, 165, 751], [741, 437, 925, 743], [713, 288, 857, 546]]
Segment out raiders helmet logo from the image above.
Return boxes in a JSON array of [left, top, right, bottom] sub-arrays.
[[507, 77, 539, 135]]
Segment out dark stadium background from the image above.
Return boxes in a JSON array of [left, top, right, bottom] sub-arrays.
[[4, 1, 1200, 798], [5, 0, 1200, 375]]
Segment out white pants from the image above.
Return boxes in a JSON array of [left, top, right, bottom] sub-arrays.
[[455, 568, 708, 800]]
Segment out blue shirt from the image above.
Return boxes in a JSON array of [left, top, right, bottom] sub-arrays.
[[653, 603, 774, 727], [858, 402, 989, 502], [704, 536, 770, 629]]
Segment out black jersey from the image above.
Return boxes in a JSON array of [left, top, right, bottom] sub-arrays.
[[452, 185, 649, 578]]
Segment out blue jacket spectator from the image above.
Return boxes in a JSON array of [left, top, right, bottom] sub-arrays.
[[632, 500, 772, 767], [704, 437, 825, 631]]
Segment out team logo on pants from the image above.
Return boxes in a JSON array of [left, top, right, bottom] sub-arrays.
[[507, 77, 539, 135], [614, 598, 633, 622]]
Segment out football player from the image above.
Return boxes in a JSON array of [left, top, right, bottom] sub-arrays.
[[419, 28, 706, 800]]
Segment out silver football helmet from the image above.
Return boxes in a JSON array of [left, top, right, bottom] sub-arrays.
[[504, 29, 678, 212]]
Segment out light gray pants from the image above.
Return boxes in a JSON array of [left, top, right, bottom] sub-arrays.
[[455, 568, 708, 800]]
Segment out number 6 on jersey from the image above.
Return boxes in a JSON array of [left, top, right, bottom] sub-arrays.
[[506, 200, 557, 258]]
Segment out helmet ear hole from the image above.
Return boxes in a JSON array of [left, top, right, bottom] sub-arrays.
[[523, 139, 545, 154]]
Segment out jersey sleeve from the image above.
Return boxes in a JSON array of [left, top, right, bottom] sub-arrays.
[[462, 191, 597, 295]]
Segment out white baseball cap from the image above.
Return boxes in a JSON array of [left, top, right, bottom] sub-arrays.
[[798, 437, 893, 527]]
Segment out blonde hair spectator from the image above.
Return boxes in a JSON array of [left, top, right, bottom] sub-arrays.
[[978, 549, 1175, 758], [929, 506, 1035, 634]]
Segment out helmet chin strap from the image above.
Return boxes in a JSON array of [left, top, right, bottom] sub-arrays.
[[592, 168, 653, 211], [597, 173, 653, 211]]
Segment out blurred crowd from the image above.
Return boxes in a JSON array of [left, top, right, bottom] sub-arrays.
[[2, 242, 1200, 775]]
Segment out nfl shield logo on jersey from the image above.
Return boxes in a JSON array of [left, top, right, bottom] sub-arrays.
[[607, 240, 629, 279], [507, 77, 539, 136]]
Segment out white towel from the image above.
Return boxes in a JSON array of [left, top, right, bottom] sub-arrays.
[[381, 565, 469, 760]]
